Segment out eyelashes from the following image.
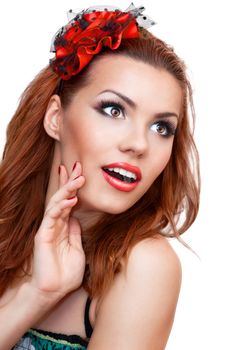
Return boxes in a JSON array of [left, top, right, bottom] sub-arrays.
[[96, 99, 177, 138], [151, 120, 176, 137], [98, 99, 126, 117]]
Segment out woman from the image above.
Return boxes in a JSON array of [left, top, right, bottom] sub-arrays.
[[0, 3, 200, 349]]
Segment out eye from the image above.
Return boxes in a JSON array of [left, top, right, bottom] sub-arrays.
[[151, 120, 177, 138], [98, 99, 125, 118]]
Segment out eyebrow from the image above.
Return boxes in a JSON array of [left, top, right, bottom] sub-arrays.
[[98, 89, 179, 120]]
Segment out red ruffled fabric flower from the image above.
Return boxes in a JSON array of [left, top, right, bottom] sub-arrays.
[[50, 10, 140, 80]]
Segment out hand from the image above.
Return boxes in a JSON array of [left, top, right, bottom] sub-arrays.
[[29, 161, 86, 301]]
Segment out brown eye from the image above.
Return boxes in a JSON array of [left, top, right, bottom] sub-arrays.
[[156, 124, 166, 134], [151, 123, 167, 135], [151, 121, 176, 138], [110, 107, 121, 117], [99, 100, 125, 118]]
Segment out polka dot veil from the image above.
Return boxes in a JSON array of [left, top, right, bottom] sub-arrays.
[[49, 2, 156, 80]]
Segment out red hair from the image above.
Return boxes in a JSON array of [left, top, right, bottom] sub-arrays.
[[0, 28, 200, 298]]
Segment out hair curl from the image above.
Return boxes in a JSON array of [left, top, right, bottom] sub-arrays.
[[0, 28, 200, 298]]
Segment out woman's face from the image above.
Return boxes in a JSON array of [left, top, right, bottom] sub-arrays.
[[47, 55, 182, 215]]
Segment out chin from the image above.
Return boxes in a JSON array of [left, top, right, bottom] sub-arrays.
[[77, 196, 134, 215], [103, 205, 128, 215]]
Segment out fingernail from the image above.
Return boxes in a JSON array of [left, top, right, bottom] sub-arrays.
[[72, 162, 77, 171], [68, 195, 76, 200]]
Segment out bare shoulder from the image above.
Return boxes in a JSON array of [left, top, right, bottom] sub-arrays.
[[89, 236, 182, 350], [124, 236, 182, 284]]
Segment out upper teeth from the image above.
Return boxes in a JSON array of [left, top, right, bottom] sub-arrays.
[[106, 167, 137, 180]]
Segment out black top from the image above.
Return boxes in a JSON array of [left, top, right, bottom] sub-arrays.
[[33, 295, 94, 339], [12, 296, 94, 349], [33, 295, 93, 338], [84, 295, 93, 338]]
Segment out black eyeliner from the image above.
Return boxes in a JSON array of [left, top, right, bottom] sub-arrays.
[[155, 120, 177, 137], [95, 99, 177, 137], [98, 99, 126, 116]]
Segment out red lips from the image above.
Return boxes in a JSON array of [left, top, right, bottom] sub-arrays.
[[102, 162, 142, 181]]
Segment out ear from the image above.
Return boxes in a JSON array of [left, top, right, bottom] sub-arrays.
[[43, 94, 63, 141]]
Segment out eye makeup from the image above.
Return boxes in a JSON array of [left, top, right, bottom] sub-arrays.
[[96, 99, 126, 117], [151, 120, 177, 138], [94, 98, 177, 137]]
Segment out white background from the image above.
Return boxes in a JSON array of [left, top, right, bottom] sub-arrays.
[[0, 1, 233, 349]]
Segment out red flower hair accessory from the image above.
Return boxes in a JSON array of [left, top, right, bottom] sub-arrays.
[[49, 3, 156, 80]]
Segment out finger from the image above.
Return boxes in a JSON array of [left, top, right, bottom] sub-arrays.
[[46, 167, 85, 211], [59, 161, 81, 189], [69, 161, 82, 180], [55, 175, 85, 203], [36, 197, 79, 243], [44, 178, 84, 219], [58, 164, 68, 189], [41, 197, 78, 230], [68, 216, 84, 251], [57, 162, 82, 198]]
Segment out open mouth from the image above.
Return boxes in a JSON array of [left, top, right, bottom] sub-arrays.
[[102, 168, 137, 183]]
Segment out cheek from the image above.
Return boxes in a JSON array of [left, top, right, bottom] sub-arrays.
[[73, 118, 118, 156], [149, 142, 173, 179], [62, 117, 99, 152], [62, 120, 110, 177]]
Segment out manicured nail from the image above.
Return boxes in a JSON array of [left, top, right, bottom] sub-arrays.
[[68, 195, 76, 200], [72, 162, 77, 171]]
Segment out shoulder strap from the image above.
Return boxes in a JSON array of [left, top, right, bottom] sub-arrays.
[[84, 296, 93, 339]]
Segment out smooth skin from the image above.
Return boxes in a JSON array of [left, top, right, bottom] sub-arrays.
[[88, 238, 182, 349], [0, 163, 86, 349], [1, 55, 182, 350], [43, 55, 181, 227], [41, 55, 182, 349], [1, 165, 181, 350]]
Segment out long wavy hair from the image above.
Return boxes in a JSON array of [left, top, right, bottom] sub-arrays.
[[0, 28, 200, 298]]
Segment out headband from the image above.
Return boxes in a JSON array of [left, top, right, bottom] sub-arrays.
[[49, 2, 156, 81]]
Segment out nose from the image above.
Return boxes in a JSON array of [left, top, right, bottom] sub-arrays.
[[118, 122, 149, 158]]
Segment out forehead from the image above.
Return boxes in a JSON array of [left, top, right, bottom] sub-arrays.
[[77, 55, 183, 114]]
